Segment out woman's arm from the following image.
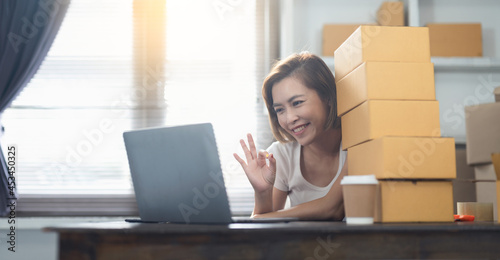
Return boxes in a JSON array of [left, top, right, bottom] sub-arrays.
[[253, 157, 348, 221], [234, 134, 278, 214]]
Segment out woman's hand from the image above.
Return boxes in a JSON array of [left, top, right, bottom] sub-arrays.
[[233, 134, 277, 193]]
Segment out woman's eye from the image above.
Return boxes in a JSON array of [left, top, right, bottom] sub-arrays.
[[292, 100, 304, 106], [275, 108, 284, 114]]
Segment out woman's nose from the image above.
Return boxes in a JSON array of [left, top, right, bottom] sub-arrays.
[[286, 110, 299, 124]]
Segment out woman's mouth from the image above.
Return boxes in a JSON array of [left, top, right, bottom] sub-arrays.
[[291, 123, 309, 134]]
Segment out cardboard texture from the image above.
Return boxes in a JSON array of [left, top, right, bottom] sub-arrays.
[[377, 2, 404, 26], [427, 23, 482, 57], [334, 26, 430, 81], [374, 180, 454, 222], [493, 154, 500, 178], [322, 24, 362, 57], [342, 100, 441, 149], [348, 137, 456, 179], [465, 102, 500, 165], [336, 62, 436, 116], [495, 86, 500, 102]]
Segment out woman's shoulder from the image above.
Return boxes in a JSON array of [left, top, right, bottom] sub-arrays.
[[267, 140, 299, 155]]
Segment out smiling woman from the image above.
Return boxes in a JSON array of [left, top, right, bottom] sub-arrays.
[[235, 53, 347, 220], [1, 0, 275, 216]]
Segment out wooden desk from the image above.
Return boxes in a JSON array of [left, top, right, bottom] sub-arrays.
[[45, 221, 500, 259]]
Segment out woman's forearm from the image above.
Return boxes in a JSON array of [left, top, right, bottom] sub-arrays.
[[252, 189, 274, 215], [253, 196, 344, 221]]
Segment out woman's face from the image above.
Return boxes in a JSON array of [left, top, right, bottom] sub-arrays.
[[272, 76, 329, 146]]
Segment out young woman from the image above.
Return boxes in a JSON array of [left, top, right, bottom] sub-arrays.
[[234, 52, 347, 221]]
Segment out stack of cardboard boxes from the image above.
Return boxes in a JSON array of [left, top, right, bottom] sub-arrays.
[[322, 2, 404, 57], [334, 25, 456, 222], [464, 86, 500, 221]]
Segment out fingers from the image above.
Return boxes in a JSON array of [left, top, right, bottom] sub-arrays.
[[257, 150, 268, 166], [268, 153, 277, 174], [233, 153, 247, 170], [247, 133, 258, 160], [239, 138, 253, 162]]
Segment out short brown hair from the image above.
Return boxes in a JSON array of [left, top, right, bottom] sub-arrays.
[[262, 52, 340, 143]]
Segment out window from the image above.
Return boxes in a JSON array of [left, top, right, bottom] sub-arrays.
[[3, 0, 277, 216]]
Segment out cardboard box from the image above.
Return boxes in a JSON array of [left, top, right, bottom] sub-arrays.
[[377, 2, 404, 26], [495, 86, 500, 102], [323, 24, 362, 57], [334, 26, 430, 81], [342, 100, 441, 149], [348, 137, 456, 179], [336, 62, 435, 116], [374, 180, 454, 222], [474, 163, 497, 181], [465, 102, 500, 165], [427, 23, 482, 57]]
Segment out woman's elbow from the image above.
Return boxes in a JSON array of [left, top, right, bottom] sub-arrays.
[[323, 201, 344, 221]]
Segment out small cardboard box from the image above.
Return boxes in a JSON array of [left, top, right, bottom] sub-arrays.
[[495, 86, 500, 102], [323, 24, 363, 57], [348, 137, 456, 179], [342, 100, 441, 149], [334, 26, 430, 81], [336, 62, 435, 116], [374, 180, 454, 222], [427, 23, 482, 57], [377, 1, 404, 26], [464, 102, 500, 165]]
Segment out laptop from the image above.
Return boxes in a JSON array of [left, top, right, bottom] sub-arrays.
[[123, 123, 298, 224]]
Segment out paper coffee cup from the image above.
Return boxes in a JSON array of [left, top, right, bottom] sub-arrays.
[[341, 175, 378, 225]]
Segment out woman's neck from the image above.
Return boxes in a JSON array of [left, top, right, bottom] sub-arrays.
[[302, 128, 342, 158]]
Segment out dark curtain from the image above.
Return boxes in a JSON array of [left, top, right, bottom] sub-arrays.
[[0, 0, 70, 216]]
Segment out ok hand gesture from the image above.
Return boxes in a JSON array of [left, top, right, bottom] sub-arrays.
[[233, 134, 277, 193]]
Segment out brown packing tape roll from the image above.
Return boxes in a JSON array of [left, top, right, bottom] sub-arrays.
[[457, 202, 494, 222]]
